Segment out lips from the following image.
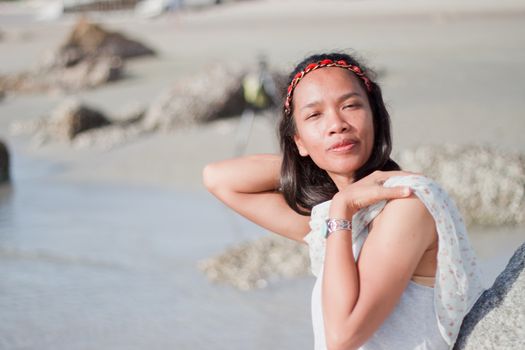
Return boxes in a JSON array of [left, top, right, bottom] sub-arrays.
[[328, 138, 358, 152]]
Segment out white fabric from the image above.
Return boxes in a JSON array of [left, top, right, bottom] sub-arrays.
[[312, 266, 449, 350], [303, 175, 487, 349]]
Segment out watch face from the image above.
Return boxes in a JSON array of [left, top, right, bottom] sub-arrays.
[[324, 219, 337, 238]]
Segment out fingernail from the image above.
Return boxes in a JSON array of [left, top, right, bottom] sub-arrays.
[[403, 188, 412, 196]]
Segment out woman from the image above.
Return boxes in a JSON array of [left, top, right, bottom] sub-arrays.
[[203, 52, 486, 350]]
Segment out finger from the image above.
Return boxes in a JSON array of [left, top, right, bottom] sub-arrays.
[[404, 170, 423, 176], [377, 170, 422, 182], [353, 186, 412, 209], [380, 186, 412, 200]]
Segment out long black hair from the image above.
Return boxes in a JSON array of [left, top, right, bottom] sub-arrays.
[[278, 52, 401, 215]]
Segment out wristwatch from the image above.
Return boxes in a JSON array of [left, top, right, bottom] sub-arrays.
[[324, 218, 352, 238]]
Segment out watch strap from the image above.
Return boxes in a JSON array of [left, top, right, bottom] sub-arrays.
[[324, 218, 352, 238]]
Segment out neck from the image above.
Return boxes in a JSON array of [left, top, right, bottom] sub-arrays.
[[329, 172, 355, 191]]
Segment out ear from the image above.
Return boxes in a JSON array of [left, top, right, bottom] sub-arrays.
[[293, 134, 309, 157]]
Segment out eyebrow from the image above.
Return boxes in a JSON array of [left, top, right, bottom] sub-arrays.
[[300, 92, 362, 111]]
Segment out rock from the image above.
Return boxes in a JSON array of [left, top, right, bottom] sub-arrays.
[[64, 103, 147, 149], [454, 241, 525, 349], [1, 55, 123, 93], [10, 100, 149, 150], [0, 140, 10, 184], [45, 17, 155, 69], [72, 123, 146, 150], [142, 63, 286, 130], [395, 145, 525, 225], [49, 55, 123, 90], [47, 99, 111, 140], [142, 64, 247, 130], [1, 18, 153, 95], [197, 234, 310, 291]]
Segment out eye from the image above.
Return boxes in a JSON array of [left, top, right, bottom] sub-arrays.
[[343, 102, 361, 110], [306, 112, 320, 120]]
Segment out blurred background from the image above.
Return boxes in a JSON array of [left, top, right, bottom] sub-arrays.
[[0, 0, 524, 349]]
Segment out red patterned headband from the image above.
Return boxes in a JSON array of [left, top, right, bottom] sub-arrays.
[[284, 58, 373, 115]]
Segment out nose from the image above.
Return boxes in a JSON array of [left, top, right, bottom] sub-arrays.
[[326, 108, 350, 135]]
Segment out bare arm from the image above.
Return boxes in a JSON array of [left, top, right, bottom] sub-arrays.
[[321, 172, 436, 350], [202, 154, 310, 242]]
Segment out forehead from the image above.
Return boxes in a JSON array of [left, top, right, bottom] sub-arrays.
[[292, 67, 364, 105]]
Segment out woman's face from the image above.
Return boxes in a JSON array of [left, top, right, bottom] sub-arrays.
[[292, 67, 375, 187]]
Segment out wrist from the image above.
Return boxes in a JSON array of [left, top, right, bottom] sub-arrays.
[[324, 218, 352, 239], [329, 193, 356, 219]]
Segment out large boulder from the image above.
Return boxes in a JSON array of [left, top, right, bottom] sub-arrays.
[[396, 145, 525, 226], [454, 241, 525, 349], [0, 140, 9, 184]]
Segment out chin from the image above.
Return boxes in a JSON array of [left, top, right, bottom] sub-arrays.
[[328, 159, 365, 174], [309, 153, 367, 174]]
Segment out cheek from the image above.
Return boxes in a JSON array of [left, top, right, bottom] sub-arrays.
[[296, 129, 331, 169], [357, 109, 374, 141], [362, 119, 375, 157], [296, 122, 321, 148], [364, 120, 374, 141], [300, 130, 331, 168]]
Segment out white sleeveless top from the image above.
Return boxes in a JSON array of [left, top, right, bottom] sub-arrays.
[[303, 175, 487, 350]]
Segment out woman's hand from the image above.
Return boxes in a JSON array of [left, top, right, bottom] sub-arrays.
[[329, 170, 419, 219]]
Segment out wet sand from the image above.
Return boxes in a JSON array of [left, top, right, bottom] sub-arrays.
[[1, 0, 525, 349]]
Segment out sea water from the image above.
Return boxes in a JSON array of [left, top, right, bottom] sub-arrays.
[[0, 150, 314, 350]]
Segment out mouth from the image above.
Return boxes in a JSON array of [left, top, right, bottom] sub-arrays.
[[328, 139, 358, 153]]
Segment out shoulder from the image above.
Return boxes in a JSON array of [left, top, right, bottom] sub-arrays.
[[373, 193, 435, 230], [383, 174, 447, 199], [382, 174, 456, 222], [370, 177, 438, 249], [381, 174, 438, 215]]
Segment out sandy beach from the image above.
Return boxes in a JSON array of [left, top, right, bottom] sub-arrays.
[[1, 0, 525, 349]]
